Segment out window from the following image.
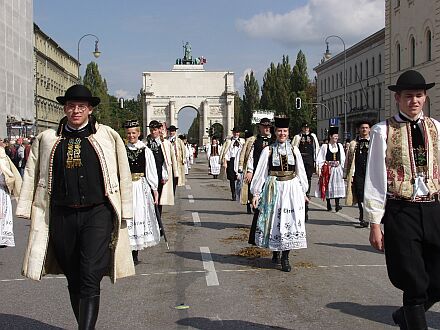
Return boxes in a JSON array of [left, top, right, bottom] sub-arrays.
[[372, 87, 375, 109], [355, 65, 358, 81], [372, 57, 375, 75], [410, 36, 416, 67], [332, 75, 334, 90], [354, 94, 358, 108], [379, 54, 382, 73], [427, 29, 432, 61], [366, 59, 369, 77], [324, 79, 327, 93], [360, 92, 363, 108], [378, 84, 382, 108], [335, 74, 338, 88], [360, 62, 363, 80], [366, 91, 369, 108], [349, 67, 353, 84], [340, 72, 343, 87], [396, 43, 401, 71]]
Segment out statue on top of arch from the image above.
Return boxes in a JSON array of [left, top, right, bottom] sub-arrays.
[[183, 42, 192, 61]]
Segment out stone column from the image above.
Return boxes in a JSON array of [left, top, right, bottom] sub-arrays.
[[169, 100, 176, 126], [226, 99, 233, 137], [202, 99, 209, 144], [145, 101, 153, 134]]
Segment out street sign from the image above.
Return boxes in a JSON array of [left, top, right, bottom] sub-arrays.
[[329, 117, 340, 126]]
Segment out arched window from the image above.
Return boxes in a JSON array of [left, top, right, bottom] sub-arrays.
[[378, 84, 382, 108], [332, 75, 334, 90], [372, 87, 375, 109], [366, 59, 369, 77], [355, 65, 358, 81], [410, 36, 416, 67], [372, 57, 375, 75], [426, 29, 432, 61], [340, 72, 343, 87], [396, 43, 401, 71], [349, 67, 353, 84], [379, 54, 382, 73], [360, 62, 363, 80]]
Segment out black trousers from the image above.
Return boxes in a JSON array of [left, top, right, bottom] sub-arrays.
[[304, 162, 314, 196], [248, 209, 259, 245], [384, 199, 440, 306], [173, 177, 178, 195], [353, 175, 366, 202], [226, 158, 237, 196], [157, 181, 164, 215], [49, 203, 114, 298]]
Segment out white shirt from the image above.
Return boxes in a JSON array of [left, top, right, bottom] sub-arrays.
[[316, 143, 346, 170], [364, 113, 440, 224], [127, 141, 159, 190], [227, 138, 242, 160]]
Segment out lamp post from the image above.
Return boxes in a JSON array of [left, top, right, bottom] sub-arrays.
[[77, 34, 101, 81], [324, 35, 347, 140]]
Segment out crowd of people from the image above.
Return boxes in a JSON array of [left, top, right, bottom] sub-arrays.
[[0, 68, 438, 329]]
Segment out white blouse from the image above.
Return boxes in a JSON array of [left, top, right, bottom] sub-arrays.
[[127, 141, 159, 191], [316, 143, 346, 169]]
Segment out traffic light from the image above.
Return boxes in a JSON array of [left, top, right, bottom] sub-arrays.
[[295, 97, 301, 110]]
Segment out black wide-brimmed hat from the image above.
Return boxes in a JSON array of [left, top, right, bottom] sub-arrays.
[[328, 126, 339, 136], [168, 125, 178, 132], [258, 118, 272, 127], [56, 84, 101, 107], [274, 117, 290, 128], [302, 122, 309, 128], [231, 127, 240, 132], [148, 120, 162, 129], [123, 120, 139, 128], [388, 70, 435, 92]]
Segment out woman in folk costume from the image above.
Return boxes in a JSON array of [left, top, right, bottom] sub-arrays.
[[251, 117, 309, 272], [315, 126, 346, 212], [0, 143, 22, 247], [206, 136, 222, 179], [125, 120, 161, 265]]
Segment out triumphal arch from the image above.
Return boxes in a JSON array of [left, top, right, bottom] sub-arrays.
[[141, 43, 235, 145]]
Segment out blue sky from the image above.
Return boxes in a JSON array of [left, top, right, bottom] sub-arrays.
[[34, 0, 384, 133]]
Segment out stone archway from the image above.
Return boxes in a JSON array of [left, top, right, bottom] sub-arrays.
[[141, 64, 235, 145]]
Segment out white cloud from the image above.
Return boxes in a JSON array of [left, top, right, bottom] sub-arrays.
[[114, 89, 135, 100], [236, 0, 384, 46], [239, 67, 255, 84]]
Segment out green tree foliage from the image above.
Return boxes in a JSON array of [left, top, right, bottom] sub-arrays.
[[187, 114, 200, 144], [234, 92, 243, 130], [242, 71, 260, 131], [292, 50, 309, 93], [83, 62, 111, 124]]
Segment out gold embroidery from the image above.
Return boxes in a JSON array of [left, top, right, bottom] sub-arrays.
[[66, 138, 82, 169]]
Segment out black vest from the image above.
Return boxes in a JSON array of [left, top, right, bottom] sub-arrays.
[[51, 124, 106, 206], [126, 146, 146, 174], [354, 138, 369, 178], [268, 152, 295, 172], [325, 144, 341, 162], [210, 145, 219, 156], [298, 133, 315, 164], [253, 135, 274, 170]]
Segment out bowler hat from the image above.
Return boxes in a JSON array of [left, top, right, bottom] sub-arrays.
[[123, 120, 139, 128], [258, 118, 272, 127], [148, 120, 162, 129], [231, 127, 240, 132], [301, 122, 309, 128], [168, 125, 178, 131], [56, 84, 101, 107], [388, 70, 435, 92], [274, 117, 290, 128]]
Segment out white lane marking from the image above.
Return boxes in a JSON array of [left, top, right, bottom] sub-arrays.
[[309, 200, 358, 222], [0, 265, 387, 283], [200, 246, 220, 286], [185, 185, 191, 190], [188, 195, 194, 203], [192, 212, 201, 227]]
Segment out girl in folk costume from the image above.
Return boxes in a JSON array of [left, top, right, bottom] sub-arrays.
[[206, 136, 222, 179], [124, 120, 161, 265], [315, 127, 346, 212], [0, 143, 22, 247], [251, 117, 309, 272]]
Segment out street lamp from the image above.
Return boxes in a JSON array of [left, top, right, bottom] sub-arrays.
[[77, 34, 101, 80], [325, 35, 347, 140]]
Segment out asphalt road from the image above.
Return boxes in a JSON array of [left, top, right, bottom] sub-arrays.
[[1, 156, 440, 329]]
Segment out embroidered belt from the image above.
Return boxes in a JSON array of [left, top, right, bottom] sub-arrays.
[[131, 173, 145, 181], [269, 171, 296, 181], [387, 194, 439, 203]]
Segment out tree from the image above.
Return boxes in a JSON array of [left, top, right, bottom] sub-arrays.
[[292, 50, 309, 93], [187, 114, 200, 144], [242, 71, 260, 131], [83, 62, 111, 125], [234, 92, 243, 129]]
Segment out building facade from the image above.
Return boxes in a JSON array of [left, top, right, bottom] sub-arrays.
[[384, 0, 438, 119], [314, 29, 385, 141], [0, 0, 34, 139], [34, 23, 79, 133]]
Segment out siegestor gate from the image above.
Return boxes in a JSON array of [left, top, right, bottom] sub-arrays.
[[141, 64, 235, 145]]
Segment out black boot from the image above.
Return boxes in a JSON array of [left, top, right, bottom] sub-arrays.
[[403, 304, 427, 330], [305, 201, 309, 222], [69, 291, 80, 324], [393, 300, 436, 330], [326, 199, 332, 211], [271, 251, 280, 264], [230, 180, 236, 201], [246, 203, 252, 214], [79, 295, 100, 330], [281, 251, 291, 272], [132, 250, 139, 265], [335, 198, 342, 212]]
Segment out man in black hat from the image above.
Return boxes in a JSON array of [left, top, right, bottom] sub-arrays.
[[16, 85, 134, 329], [238, 117, 274, 217], [167, 125, 186, 194], [365, 70, 440, 329], [292, 122, 319, 221], [220, 127, 245, 200]]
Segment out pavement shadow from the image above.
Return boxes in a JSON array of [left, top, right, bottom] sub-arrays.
[[168, 251, 276, 270], [0, 314, 63, 329], [176, 317, 289, 329], [326, 302, 440, 329], [190, 209, 246, 216], [306, 218, 357, 227], [315, 242, 382, 254], [178, 221, 251, 230], [191, 197, 233, 201]]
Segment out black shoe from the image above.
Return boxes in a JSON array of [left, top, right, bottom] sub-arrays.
[[246, 203, 252, 214], [392, 307, 407, 330], [69, 292, 80, 324], [335, 205, 342, 212], [232, 195, 236, 201], [281, 259, 291, 272], [359, 220, 369, 228], [132, 251, 140, 266], [403, 304, 427, 330], [79, 295, 100, 330], [271, 252, 281, 264], [326, 199, 332, 211]]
